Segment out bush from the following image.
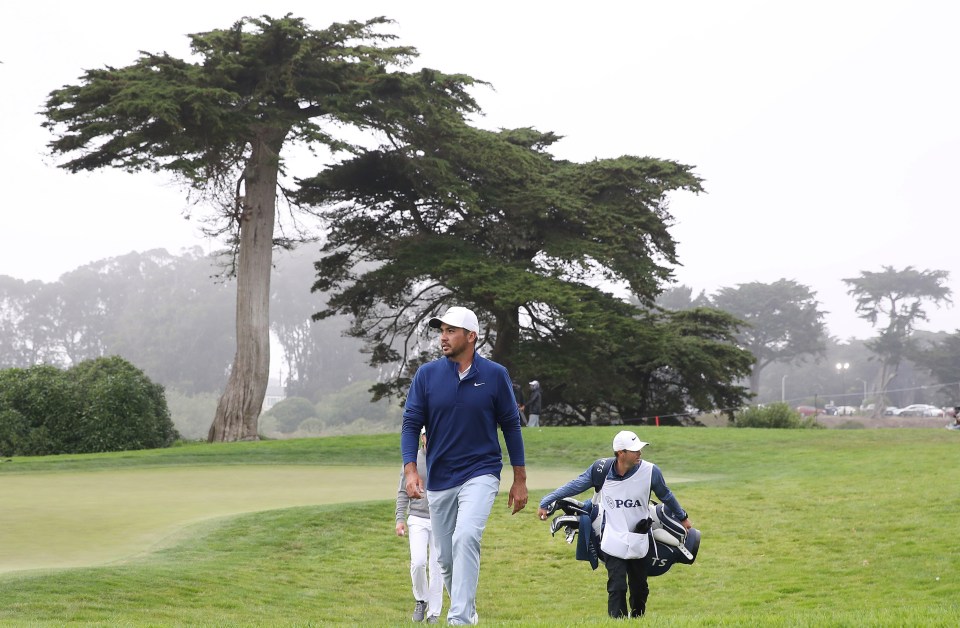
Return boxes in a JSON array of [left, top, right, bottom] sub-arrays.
[[0, 356, 178, 456], [314, 381, 403, 427], [733, 403, 824, 429], [69, 356, 178, 451], [295, 417, 326, 434], [0, 365, 82, 454], [263, 397, 317, 433], [0, 407, 28, 457]]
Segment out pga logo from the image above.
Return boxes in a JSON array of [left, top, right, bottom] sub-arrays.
[[604, 496, 646, 509]]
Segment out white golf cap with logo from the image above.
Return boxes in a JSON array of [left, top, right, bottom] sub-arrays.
[[428, 306, 479, 334], [612, 430, 649, 452]]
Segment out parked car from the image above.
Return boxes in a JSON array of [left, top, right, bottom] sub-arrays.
[[833, 405, 858, 416], [796, 405, 822, 417], [883, 406, 901, 416], [897, 404, 943, 417]]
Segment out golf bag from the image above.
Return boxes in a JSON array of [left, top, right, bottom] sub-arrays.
[[645, 502, 700, 576], [545, 496, 700, 577]]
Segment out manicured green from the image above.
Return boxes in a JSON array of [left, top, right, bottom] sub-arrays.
[[1, 427, 958, 626]]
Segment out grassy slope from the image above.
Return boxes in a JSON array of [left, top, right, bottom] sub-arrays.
[[1, 427, 958, 626]]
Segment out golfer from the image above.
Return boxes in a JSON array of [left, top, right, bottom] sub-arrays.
[[401, 305, 527, 625], [396, 428, 442, 623], [537, 430, 692, 618]]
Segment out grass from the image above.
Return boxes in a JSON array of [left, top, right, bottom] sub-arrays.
[[1, 426, 958, 626]]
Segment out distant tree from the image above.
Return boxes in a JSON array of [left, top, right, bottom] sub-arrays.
[[97, 249, 236, 394], [37, 266, 112, 365], [619, 306, 755, 424], [1, 250, 235, 393], [654, 284, 711, 311], [270, 249, 378, 401], [910, 331, 960, 405], [0, 276, 50, 367], [42, 15, 480, 441], [843, 265, 952, 416], [711, 279, 827, 395], [299, 122, 752, 420]]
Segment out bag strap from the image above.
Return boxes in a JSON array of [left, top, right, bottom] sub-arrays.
[[590, 457, 615, 492]]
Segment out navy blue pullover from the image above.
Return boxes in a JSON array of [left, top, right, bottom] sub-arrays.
[[401, 352, 525, 491]]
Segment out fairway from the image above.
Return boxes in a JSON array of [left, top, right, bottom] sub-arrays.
[[1, 429, 958, 626], [0, 464, 592, 574]]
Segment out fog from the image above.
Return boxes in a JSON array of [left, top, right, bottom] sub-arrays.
[[3, 1, 959, 341]]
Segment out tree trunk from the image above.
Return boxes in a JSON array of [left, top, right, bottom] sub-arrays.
[[208, 128, 285, 442], [871, 360, 899, 420], [491, 307, 521, 373]]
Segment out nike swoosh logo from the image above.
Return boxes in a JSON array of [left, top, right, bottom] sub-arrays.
[[474, 382, 486, 387]]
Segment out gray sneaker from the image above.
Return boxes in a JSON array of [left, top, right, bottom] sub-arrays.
[[426, 616, 439, 624], [413, 600, 427, 622]]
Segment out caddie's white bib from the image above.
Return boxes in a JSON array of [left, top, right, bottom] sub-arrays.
[[597, 462, 653, 559]]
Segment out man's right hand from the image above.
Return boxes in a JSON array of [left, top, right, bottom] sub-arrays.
[[404, 462, 425, 499]]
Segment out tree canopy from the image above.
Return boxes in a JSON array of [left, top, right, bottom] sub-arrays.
[[711, 279, 827, 394], [41, 15, 481, 440], [843, 265, 952, 415], [297, 121, 753, 423]]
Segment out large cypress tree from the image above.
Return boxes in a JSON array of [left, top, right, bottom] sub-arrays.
[[42, 15, 480, 440], [298, 122, 753, 422]]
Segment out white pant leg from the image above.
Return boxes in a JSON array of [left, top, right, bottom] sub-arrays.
[[408, 514, 431, 603], [527, 413, 540, 427], [427, 519, 443, 618]]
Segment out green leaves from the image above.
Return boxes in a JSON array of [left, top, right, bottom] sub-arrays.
[[298, 118, 749, 420], [41, 15, 437, 196], [0, 357, 177, 456]]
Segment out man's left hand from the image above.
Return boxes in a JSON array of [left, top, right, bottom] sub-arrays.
[[507, 466, 528, 514]]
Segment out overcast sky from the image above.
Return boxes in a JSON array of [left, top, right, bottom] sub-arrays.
[[3, 1, 959, 341]]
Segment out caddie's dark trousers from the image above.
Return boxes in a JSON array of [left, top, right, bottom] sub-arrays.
[[605, 555, 649, 618]]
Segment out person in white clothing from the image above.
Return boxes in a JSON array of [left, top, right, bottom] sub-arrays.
[[537, 430, 692, 618], [396, 429, 443, 623]]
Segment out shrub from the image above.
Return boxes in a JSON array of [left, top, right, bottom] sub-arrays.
[[69, 356, 178, 452], [314, 381, 403, 427], [0, 357, 178, 455], [0, 407, 28, 457], [295, 417, 326, 434], [263, 397, 317, 433], [0, 365, 82, 454], [733, 403, 823, 429]]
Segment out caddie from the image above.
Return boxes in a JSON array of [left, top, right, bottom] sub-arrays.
[[536, 430, 692, 618]]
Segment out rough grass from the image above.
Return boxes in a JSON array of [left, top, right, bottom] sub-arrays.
[[1, 426, 958, 626]]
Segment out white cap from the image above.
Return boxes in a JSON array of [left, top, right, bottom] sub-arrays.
[[529, 380, 539, 386], [429, 306, 479, 334], [612, 430, 649, 452]]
